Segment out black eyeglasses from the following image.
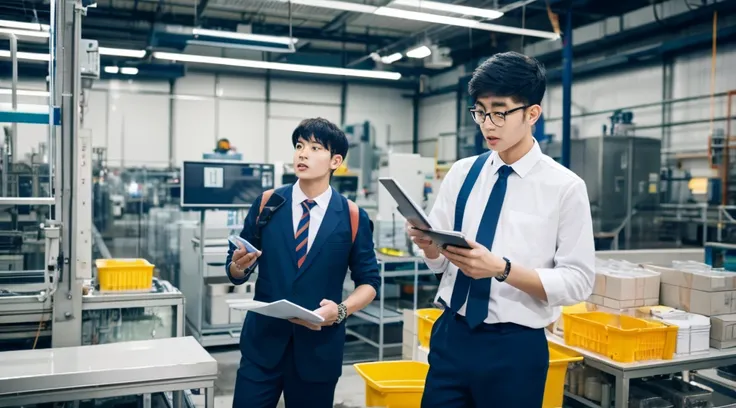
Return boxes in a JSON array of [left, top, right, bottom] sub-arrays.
[[469, 105, 528, 127]]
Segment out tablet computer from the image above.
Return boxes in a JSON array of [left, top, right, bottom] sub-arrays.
[[378, 177, 433, 230], [228, 235, 258, 253], [422, 229, 473, 250]]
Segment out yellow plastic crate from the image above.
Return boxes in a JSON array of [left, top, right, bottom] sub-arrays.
[[562, 311, 678, 362], [415, 308, 443, 348], [95, 258, 154, 292], [544, 343, 583, 408], [354, 361, 428, 408]]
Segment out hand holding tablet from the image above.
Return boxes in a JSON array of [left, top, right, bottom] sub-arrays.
[[379, 177, 473, 250]]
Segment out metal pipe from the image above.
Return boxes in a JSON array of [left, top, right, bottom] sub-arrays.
[[0, 32, 18, 198], [561, 10, 572, 169]]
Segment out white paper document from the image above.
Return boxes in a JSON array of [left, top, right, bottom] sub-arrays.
[[226, 299, 325, 324]]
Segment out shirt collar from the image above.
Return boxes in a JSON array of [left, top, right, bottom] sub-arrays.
[[489, 139, 542, 179], [292, 180, 332, 208]]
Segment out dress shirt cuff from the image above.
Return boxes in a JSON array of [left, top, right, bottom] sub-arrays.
[[536, 267, 566, 307], [423, 253, 448, 274]]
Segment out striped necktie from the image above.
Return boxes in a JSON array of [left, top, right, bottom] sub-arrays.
[[295, 199, 318, 268]]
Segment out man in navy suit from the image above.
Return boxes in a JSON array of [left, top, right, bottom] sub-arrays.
[[225, 117, 380, 408]]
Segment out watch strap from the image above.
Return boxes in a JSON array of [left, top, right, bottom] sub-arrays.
[[495, 257, 511, 282], [335, 303, 348, 324]]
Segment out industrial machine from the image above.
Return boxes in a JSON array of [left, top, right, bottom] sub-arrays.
[[178, 159, 274, 346], [546, 135, 662, 249], [344, 121, 383, 196]]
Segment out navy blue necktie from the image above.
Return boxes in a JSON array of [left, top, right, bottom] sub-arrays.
[[295, 199, 317, 268], [450, 165, 513, 329]]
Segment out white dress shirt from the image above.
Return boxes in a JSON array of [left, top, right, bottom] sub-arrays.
[[291, 181, 332, 252], [424, 141, 595, 328]]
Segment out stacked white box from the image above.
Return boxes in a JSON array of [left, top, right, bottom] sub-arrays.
[[649, 308, 711, 356]]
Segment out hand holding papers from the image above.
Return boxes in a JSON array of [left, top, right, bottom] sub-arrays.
[[227, 299, 326, 325], [379, 177, 472, 250]]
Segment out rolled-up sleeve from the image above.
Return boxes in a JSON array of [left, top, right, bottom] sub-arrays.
[[536, 179, 596, 307], [349, 208, 380, 293], [225, 194, 263, 285]]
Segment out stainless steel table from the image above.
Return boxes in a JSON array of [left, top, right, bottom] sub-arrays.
[[0, 336, 218, 407], [548, 334, 736, 408]]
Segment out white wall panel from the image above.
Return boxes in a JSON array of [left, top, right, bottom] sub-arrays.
[[418, 92, 456, 159], [216, 75, 265, 99], [174, 99, 216, 163], [345, 85, 414, 150], [270, 80, 341, 105], [670, 43, 736, 153], [218, 99, 266, 162]]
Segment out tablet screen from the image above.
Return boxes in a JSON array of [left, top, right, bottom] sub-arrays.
[[379, 177, 433, 230]]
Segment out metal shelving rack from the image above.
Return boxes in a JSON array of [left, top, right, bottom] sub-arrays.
[[548, 334, 736, 408], [346, 253, 435, 361]]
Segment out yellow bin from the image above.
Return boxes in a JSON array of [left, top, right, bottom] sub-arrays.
[[95, 258, 154, 292], [354, 342, 581, 408], [563, 311, 678, 362], [353, 361, 428, 408], [415, 308, 443, 348]]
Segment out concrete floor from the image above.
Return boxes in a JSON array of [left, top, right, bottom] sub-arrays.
[[191, 348, 368, 408]]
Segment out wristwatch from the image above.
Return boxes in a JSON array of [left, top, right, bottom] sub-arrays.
[[335, 303, 348, 325], [495, 257, 511, 282]]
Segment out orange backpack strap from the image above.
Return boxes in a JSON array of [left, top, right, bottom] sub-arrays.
[[347, 199, 360, 244], [257, 189, 275, 222]]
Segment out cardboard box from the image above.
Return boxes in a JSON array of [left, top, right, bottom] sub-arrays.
[[643, 265, 736, 316], [589, 267, 660, 309], [710, 314, 736, 349]]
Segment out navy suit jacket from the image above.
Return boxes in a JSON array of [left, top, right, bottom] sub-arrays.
[[225, 184, 380, 382]]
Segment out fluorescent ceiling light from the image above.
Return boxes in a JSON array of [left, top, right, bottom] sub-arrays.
[[391, 0, 503, 20], [0, 28, 50, 39], [0, 20, 49, 31], [104, 66, 119, 74], [278, 0, 558, 39], [153, 52, 401, 80], [192, 28, 298, 46], [381, 52, 403, 64], [0, 89, 49, 97], [0, 50, 49, 61], [120, 67, 139, 75], [99, 47, 146, 58], [406, 45, 431, 59]]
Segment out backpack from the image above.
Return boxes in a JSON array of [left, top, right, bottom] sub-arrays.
[[255, 188, 360, 244]]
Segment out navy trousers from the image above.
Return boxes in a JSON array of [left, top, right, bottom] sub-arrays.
[[421, 309, 550, 408], [232, 340, 338, 408]]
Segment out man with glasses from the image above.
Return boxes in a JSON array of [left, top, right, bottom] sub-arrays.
[[407, 51, 595, 407]]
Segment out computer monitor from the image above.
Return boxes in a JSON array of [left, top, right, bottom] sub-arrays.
[[180, 160, 275, 209]]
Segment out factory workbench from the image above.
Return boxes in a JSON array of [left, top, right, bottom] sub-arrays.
[[547, 334, 736, 408], [0, 336, 218, 408]]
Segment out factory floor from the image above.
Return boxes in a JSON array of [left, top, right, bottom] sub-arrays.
[[190, 348, 368, 408]]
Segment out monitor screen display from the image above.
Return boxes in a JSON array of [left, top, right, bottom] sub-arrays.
[[181, 161, 274, 209]]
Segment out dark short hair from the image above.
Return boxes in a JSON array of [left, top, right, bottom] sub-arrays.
[[291, 117, 349, 160], [468, 51, 546, 106]]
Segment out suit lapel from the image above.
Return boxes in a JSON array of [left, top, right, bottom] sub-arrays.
[[296, 188, 344, 277], [275, 186, 297, 270]]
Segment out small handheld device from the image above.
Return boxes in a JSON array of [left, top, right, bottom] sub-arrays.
[[228, 235, 258, 253], [422, 229, 473, 250]]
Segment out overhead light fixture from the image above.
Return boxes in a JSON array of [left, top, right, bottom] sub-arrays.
[[0, 19, 49, 31], [192, 28, 298, 46], [99, 47, 146, 58], [278, 0, 558, 40], [104, 66, 139, 75], [390, 0, 503, 20], [0, 89, 49, 97], [120, 67, 139, 75], [406, 45, 431, 59], [0, 50, 49, 62], [153, 52, 401, 80], [0, 27, 49, 39], [381, 52, 403, 64]]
